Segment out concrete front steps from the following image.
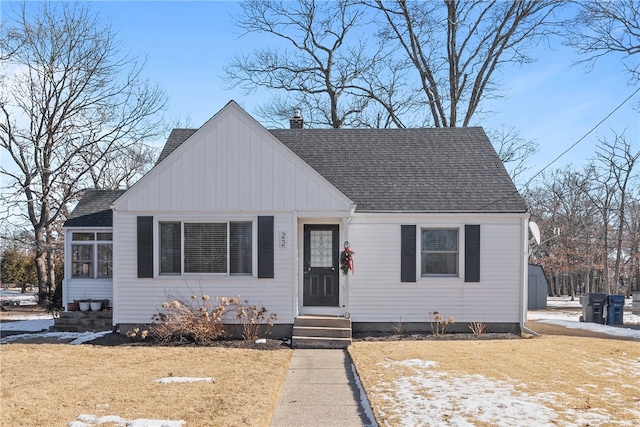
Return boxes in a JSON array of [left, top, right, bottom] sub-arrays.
[[49, 310, 113, 332], [292, 315, 352, 349]]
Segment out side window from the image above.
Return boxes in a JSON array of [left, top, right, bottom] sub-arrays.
[[72, 244, 94, 277], [421, 229, 458, 276], [160, 222, 181, 274], [71, 232, 112, 278], [230, 221, 252, 275]]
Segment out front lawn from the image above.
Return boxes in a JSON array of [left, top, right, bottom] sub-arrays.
[[349, 335, 640, 426], [1, 344, 292, 427]]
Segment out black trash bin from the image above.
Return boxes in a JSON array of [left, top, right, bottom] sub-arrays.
[[579, 293, 607, 323], [606, 295, 625, 326]]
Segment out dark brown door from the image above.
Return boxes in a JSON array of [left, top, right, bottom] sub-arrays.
[[303, 224, 339, 306]]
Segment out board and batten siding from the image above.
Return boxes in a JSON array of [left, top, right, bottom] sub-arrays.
[[113, 211, 296, 325], [347, 213, 527, 323], [113, 103, 352, 214]]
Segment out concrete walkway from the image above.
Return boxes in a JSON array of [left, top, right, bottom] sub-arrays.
[[270, 349, 376, 427]]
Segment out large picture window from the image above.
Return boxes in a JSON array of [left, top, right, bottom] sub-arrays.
[[160, 221, 252, 275], [71, 232, 113, 278], [421, 229, 458, 276]]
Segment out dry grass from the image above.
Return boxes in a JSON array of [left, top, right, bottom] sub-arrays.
[[0, 344, 292, 427], [349, 334, 640, 426]]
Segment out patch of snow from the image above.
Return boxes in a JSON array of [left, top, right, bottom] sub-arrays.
[[0, 318, 54, 331], [255, 338, 266, 344], [351, 363, 378, 427], [69, 330, 112, 345], [535, 319, 640, 340], [397, 359, 438, 369], [152, 377, 213, 384], [126, 419, 186, 427], [377, 360, 559, 427], [376, 359, 639, 427], [0, 329, 111, 344], [0, 290, 38, 306], [69, 414, 185, 427]]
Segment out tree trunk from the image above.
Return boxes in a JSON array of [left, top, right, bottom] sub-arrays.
[[34, 226, 48, 302]]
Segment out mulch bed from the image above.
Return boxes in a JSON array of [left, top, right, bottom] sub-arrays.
[[352, 331, 521, 342], [83, 332, 292, 349]]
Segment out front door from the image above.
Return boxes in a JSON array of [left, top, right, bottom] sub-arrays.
[[303, 224, 339, 306]]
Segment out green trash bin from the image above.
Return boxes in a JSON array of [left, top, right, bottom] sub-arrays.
[[579, 293, 607, 323], [606, 295, 625, 326]]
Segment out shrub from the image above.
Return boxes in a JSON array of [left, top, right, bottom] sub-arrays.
[[428, 311, 456, 336], [127, 294, 278, 344], [231, 298, 278, 340], [149, 294, 237, 344], [469, 321, 488, 336]]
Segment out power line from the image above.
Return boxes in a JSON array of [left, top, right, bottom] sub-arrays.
[[523, 86, 640, 188], [479, 86, 640, 211]]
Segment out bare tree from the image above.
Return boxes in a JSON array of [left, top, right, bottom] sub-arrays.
[[82, 142, 157, 190], [225, 0, 413, 128], [0, 2, 167, 300], [624, 196, 640, 295], [565, 0, 640, 81], [370, 0, 565, 127], [486, 125, 539, 185], [595, 131, 640, 294]]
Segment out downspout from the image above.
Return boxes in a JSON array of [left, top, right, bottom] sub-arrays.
[[520, 214, 540, 337], [111, 207, 119, 333]]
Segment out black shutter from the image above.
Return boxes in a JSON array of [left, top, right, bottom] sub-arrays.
[[465, 225, 480, 282], [257, 216, 274, 278], [137, 216, 154, 278], [401, 225, 416, 282]]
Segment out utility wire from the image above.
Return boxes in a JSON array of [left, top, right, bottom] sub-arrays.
[[523, 85, 640, 188], [479, 86, 640, 211]]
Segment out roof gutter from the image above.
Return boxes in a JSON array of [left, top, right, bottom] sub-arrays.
[[520, 214, 540, 338]]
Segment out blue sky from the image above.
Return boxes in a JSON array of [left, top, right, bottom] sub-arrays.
[[3, 1, 640, 185]]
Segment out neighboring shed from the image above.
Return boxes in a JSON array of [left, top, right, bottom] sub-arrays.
[[528, 264, 548, 309]]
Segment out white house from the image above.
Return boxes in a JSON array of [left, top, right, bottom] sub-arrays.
[[62, 100, 530, 340]]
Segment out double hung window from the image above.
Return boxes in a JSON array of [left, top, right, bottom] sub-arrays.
[[71, 232, 113, 278], [421, 229, 458, 276], [160, 221, 252, 275]]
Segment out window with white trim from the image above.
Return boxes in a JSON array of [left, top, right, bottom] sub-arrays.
[[71, 232, 113, 278], [159, 221, 252, 275], [421, 228, 458, 276]]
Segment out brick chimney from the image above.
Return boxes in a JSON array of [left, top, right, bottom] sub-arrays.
[[289, 108, 303, 129]]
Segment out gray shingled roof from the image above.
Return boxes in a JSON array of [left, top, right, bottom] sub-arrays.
[[71, 126, 528, 220], [270, 128, 527, 212], [64, 189, 126, 227], [156, 128, 197, 165], [155, 127, 526, 213]]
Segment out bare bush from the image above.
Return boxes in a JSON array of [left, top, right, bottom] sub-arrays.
[[469, 321, 488, 336], [149, 295, 237, 344], [232, 299, 278, 340], [127, 294, 278, 344], [428, 311, 456, 337]]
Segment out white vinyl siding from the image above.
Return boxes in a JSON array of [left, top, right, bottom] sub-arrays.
[[113, 212, 296, 325], [347, 213, 526, 324]]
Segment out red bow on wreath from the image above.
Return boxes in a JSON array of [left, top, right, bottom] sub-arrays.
[[339, 241, 355, 276]]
